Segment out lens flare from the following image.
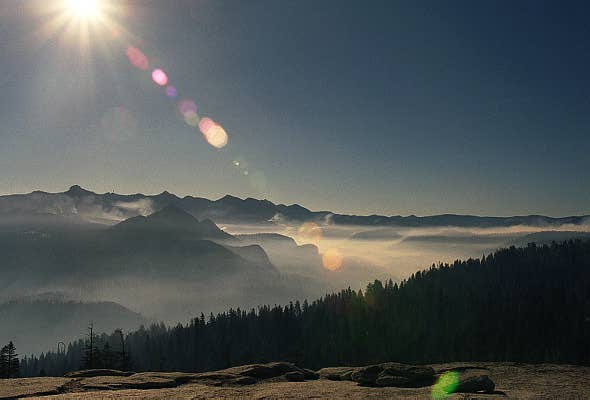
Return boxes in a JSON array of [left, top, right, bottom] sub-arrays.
[[152, 69, 168, 86], [198, 117, 228, 149], [184, 111, 199, 127], [322, 248, 344, 271], [126, 47, 149, 70], [203, 124, 229, 148], [166, 85, 178, 98], [298, 222, 323, 244], [198, 117, 215, 135], [178, 99, 197, 116], [432, 371, 460, 399]]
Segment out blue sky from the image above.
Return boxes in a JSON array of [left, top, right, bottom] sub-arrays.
[[0, 0, 589, 216]]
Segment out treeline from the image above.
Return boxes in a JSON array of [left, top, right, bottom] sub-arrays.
[[20, 240, 590, 376]]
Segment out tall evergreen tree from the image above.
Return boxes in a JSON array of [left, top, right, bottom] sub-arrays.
[[1, 342, 20, 378]]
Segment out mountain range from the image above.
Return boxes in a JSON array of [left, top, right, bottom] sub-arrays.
[[1, 185, 588, 228]]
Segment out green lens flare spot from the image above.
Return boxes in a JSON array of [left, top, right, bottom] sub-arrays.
[[432, 371, 460, 399]]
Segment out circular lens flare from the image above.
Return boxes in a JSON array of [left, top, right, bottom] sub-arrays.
[[322, 248, 343, 271], [198, 117, 228, 149], [178, 99, 197, 116], [152, 69, 168, 86], [126, 46, 149, 70], [166, 86, 178, 98], [199, 117, 215, 135], [184, 111, 199, 127], [204, 124, 228, 148]]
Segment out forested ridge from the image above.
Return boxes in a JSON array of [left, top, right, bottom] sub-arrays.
[[19, 240, 590, 377]]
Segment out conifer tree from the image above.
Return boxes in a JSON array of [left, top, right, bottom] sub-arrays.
[[82, 323, 99, 369], [1, 342, 20, 378]]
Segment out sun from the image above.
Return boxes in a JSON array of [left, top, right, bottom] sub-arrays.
[[65, 0, 101, 20]]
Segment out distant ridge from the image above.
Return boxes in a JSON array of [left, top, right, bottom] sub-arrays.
[[112, 205, 234, 240], [0, 185, 589, 228]]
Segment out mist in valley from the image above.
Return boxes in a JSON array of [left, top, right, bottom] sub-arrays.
[[2, 189, 590, 357]]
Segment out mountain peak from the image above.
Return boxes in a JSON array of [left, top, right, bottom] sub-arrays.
[[113, 205, 234, 240], [152, 190, 179, 200], [149, 205, 196, 221], [217, 194, 242, 203], [65, 185, 94, 197]]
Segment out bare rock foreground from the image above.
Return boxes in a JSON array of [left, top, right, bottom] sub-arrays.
[[1, 362, 589, 399]]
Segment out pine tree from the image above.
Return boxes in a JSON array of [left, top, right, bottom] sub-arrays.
[[102, 342, 114, 369], [1, 342, 20, 378], [82, 323, 99, 369], [114, 329, 130, 370], [0, 344, 7, 378]]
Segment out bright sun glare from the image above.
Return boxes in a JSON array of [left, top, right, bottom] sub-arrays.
[[65, 0, 101, 19]]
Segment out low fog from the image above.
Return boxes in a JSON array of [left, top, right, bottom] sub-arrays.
[[2, 203, 590, 355], [224, 221, 590, 279]]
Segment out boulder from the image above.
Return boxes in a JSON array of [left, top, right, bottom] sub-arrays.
[[456, 374, 495, 393], [351, 363, 435, 387], [351, 365, 383, 386], [191, 371, 258, 386], [285, 371, 306, 382], [233, 376, 257, 385], [381, 363, 435, 381], [302, 368, 320, 380], [340, 369, 356, 381], [224, 362, 300, 379], [318, 367, 358, 381]]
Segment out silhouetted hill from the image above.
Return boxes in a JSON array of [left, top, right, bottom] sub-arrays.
[[0, 297, 146, 355], [0, 210, 287, 323], [1, 185, 588, 228], [112, 205, 234, 240]]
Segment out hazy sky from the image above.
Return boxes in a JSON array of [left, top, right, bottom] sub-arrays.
[[1, 0, 589, 217]]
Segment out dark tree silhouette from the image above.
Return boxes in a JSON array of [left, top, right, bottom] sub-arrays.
[[1, 342, 20, 378], [115, 329, 131, 371], [82, 323, 99, 369], [0, 345, 6, 378]]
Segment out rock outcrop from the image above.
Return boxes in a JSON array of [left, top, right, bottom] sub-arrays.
[[64, 369, 134, 378], [455, 373, 495, 393], [351, 363, 436, 387], [0, 361, 500, 400], [317, 367, 359, 381]]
